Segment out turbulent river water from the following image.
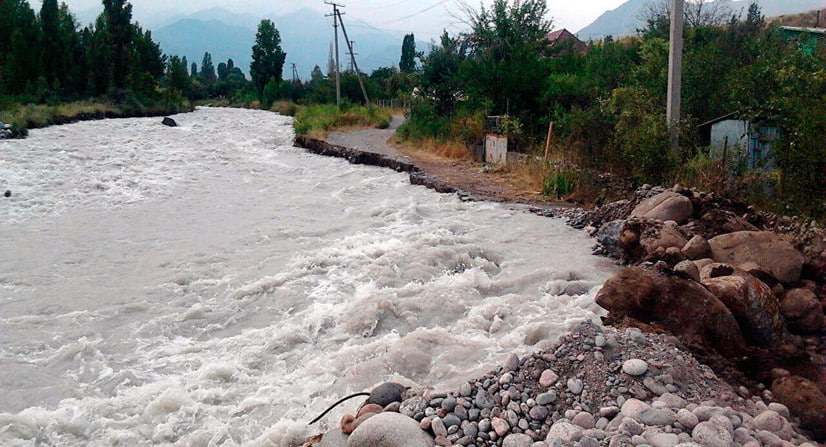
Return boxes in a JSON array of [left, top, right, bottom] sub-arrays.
[[0, 108, 615, 446]]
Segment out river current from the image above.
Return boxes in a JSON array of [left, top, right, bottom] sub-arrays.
[[0, 108, 615, 446]]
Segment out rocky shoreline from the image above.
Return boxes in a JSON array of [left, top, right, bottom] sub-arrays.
[[294, 136, 825, 446]]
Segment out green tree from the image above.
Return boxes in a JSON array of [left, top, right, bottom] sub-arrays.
[[217, 62, 228, 81], [420, 31, 465, 115], [399, 33, 417, 73], [102, 0, 134, 89], [200, 52, 217, 85], [1, 0, 42, 94], [191, 62, 198, 78], [39, 0, 61, 88], [250, 19, 287, 97], [165, 55, 191, 94]]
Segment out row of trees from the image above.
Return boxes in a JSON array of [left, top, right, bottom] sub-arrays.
[[402, 0, 825, 217], [0, 0, 165, 102]]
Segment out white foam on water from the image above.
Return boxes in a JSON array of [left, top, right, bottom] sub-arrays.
[[0, 108, 616, 446]]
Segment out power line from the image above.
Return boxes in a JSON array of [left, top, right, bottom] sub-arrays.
[[371, 0, 453, 25]]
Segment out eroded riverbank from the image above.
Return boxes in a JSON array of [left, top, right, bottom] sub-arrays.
[[0, 108, 616, 445]]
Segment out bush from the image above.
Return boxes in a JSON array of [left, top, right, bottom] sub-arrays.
[[543, 168, 577, 198], [271, 100, 298, 116], [376, 118, 390, 129]]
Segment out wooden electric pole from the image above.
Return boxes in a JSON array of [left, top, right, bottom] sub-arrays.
[[325, 1, 342, 107], [667, 0, 684, 146], [336, 10, 370, 105]]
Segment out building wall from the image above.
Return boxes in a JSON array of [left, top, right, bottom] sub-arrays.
[[710, 120, 749, 161]]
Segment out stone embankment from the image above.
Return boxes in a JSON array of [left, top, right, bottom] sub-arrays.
[[306, 324, 822, 447], [570, 184, 826, 440]]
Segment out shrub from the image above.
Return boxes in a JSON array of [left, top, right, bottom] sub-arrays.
[[376, 118, 390, 129], [543, 168, 577, 198]]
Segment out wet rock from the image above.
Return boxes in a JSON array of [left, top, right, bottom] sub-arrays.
[[597, 220, 626, 259], [368, 382, 407, 407], [702, 273, 787, 347], [708, 231, 804, 283], [318, 428, 349, 447], [631, 191, 694, 224], [681, 235, 711, 260], [622, 359, 649, 376], [161, 117, 177, 127], [596, 267, 746, 357], [779, 288, 824, 334], [346, 412, 435, 447], [641, 223, 689, 257], [3, 190, 10, 198], [771, 375, 826, 441]]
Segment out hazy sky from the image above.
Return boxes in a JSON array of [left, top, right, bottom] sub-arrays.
[[33, 0, 629, 36]]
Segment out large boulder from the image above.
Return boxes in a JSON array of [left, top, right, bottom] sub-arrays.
[[631, 191, 694, 224], [346, 412, 434, 447], [595, 267, 746, 357], [702, 273, 787, 347], [366, 382, 406, 407], [161, 117, 177, 127], [596, 220, 626, 259], [771, 375, 826, 441], [682, 235, 711, 260], [708, 231, 804, 283], [641, 222, 688, 255], [621, 220, 688, 261], [779, 288, 824, 334]]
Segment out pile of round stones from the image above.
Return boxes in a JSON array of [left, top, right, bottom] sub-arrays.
[[395, 323, 819, 447]]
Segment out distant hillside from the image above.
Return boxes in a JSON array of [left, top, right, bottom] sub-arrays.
[[577, 0, 824, 41], [153, 7, 426, 80], [769, 8, 826, 27]]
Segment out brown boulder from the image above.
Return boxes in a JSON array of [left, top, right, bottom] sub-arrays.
[[682, 235, 711, 260], [699, 263, 736, 282], [779, 288, 824, 334], [631, 191, 694, 223], [771, 375, 826, 441], [641, 223, 688, 256], [595, 267, 746, 357], [702, 274, 787, 347], [708, 231, 804, 283]]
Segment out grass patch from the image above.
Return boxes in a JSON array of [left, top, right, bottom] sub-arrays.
[[0, 95, 192, 138], [293, 103, 392, 139]]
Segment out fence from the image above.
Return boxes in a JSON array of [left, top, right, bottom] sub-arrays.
[[373, 99, 410, 110]]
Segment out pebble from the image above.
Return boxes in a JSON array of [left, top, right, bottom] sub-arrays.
[[492, 417, 510, 436], [503, 433, 533, 447], [536, 392, 556, 406], [638, 408, 677, 426], [572, 412, 596, 429], [645, 432, 679, 447], [623, 359, 649, 376], [691, 421, 733, 447], [431, 417, 447, 438], [752, 410, 784, 432], [766, 403, 789, 419], [529, 405, 549, 421], [567, 378, 583, 394], [595, 335, 607, 347], [539, 369, 559, 387], [676, 409, 698, 429], [441, 397, 457, 412]]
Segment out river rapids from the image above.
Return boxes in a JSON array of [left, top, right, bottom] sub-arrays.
[[0, 108, 615, 446]]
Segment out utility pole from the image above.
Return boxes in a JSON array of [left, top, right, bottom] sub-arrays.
[[291, 63, 299, 83], [347, 40, 357, 72], [325, 1, 342, 107], [336, 9, 370, 105], [666, 0, 684, 146]]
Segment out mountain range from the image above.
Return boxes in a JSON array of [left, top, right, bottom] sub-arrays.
[[577, 0, 824, 41], [73, 0, 824, 80], [149, 7, 422, 80]]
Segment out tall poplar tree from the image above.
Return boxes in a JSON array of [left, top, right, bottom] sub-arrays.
[[250, 19, 286, 96]]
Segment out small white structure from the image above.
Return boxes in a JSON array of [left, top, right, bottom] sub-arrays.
[[484, 116, 508, 165], [701, 113, 778, 170]]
